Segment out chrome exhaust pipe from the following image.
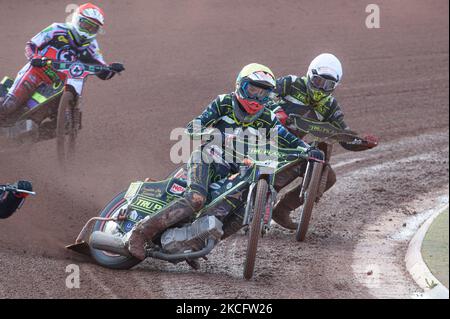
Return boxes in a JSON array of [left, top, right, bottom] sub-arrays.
[[89, 231, 131, 257]]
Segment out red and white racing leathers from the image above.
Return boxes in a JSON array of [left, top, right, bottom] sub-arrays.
[[0, 23, 113, 117]]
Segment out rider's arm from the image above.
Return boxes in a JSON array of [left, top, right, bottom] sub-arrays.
[[25, 24, 58, 60], [0, 190, 23, 219], [274, 124, 309, 150], [274, 75, 297, 97], [81, 40, 115, 80], [186, 95, 224, 137], [327, 101, 374, 151], [266, 111, 309, 150]]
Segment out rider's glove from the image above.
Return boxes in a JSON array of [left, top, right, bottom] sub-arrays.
[[306, 147, 324, 161], [274, 109, 289, 126], [13, 180, 33, 199], [109, 62, 125, 73], [363, 134, 379, 148], [30, 57, 48, 68]]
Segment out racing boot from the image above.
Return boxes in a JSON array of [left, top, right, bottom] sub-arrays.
[[127, 191, 206, 260], [221, 205, 246, 240], [0, 95, 21, 122], [272, 183, 303, 230]]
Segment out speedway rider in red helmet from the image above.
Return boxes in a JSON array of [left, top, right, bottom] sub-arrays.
[[0, 3, 124, 121]]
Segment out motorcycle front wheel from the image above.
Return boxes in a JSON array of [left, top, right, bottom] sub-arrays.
[[56, 90, 78, 165], [90, 191, 141, 270], [243, 178, 268, 280]]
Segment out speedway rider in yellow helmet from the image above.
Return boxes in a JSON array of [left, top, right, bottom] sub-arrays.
[[126, 63, 322, 260]]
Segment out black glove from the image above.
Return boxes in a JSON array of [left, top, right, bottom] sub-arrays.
[[17, 180, 33, 191], [306, 147, 324, 161], [30, 57, 48, 67], [109, 62, 125, 73], [13, 180, 33, 198]]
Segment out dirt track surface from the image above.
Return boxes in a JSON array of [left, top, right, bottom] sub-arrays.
[[0, 0, 448, 298]]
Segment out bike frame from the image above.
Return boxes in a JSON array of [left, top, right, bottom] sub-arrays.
[[49, 61, 112, 96], [116, 144, 311, 239], [0, 60, 110, 128]]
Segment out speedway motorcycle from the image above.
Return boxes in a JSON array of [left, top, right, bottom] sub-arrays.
[[67, 136, 325, 280], [66, 119, 367, 279], [0, 58, 121, 163], [284, 114, 367, 241]]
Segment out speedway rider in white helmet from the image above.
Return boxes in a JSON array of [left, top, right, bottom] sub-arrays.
[[0, 3, 124, 121], [269, 53, 379, 230]]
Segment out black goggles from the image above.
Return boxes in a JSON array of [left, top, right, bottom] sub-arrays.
[[240, 80, 272, 102], [79, 17, 100, 35], [309, 74, 337, 92]]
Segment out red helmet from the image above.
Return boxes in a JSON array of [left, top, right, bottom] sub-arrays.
[[71, 3, 105, 44]]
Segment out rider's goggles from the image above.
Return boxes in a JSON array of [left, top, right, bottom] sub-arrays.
[[240, 80, 272, 103], [78, 17, 101, 35], [309, 74, 337, 92]]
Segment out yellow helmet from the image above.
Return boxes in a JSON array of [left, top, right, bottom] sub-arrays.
[[234, 63, 276, 123], [235, 63, 275, 90]]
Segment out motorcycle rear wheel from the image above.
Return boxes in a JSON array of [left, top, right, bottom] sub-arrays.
[[243, 178, 268, 280], [90, 191, 141, 270]]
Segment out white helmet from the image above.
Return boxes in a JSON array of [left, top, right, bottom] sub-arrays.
[[306, 53, 343, 102], [70, 3, 105, 44]]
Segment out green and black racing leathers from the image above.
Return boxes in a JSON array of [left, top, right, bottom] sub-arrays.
[[268, 75, 375, 229], [126, 93, 317, 260]]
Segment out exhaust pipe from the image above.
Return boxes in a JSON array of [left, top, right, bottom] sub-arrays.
[[147, 238, 216, 262], [90, 232, 217, 262], [89, 231, 131, 257]]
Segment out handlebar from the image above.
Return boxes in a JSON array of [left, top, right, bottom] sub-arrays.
[[305, 155, 326, 164], [288, 114, 362, 144], [30, 58, 123, 74], [0, 185, 36, 196]]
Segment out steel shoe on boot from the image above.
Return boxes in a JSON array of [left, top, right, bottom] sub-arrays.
[[127, 198, 196, 260], [126, 220, 150, 261]]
